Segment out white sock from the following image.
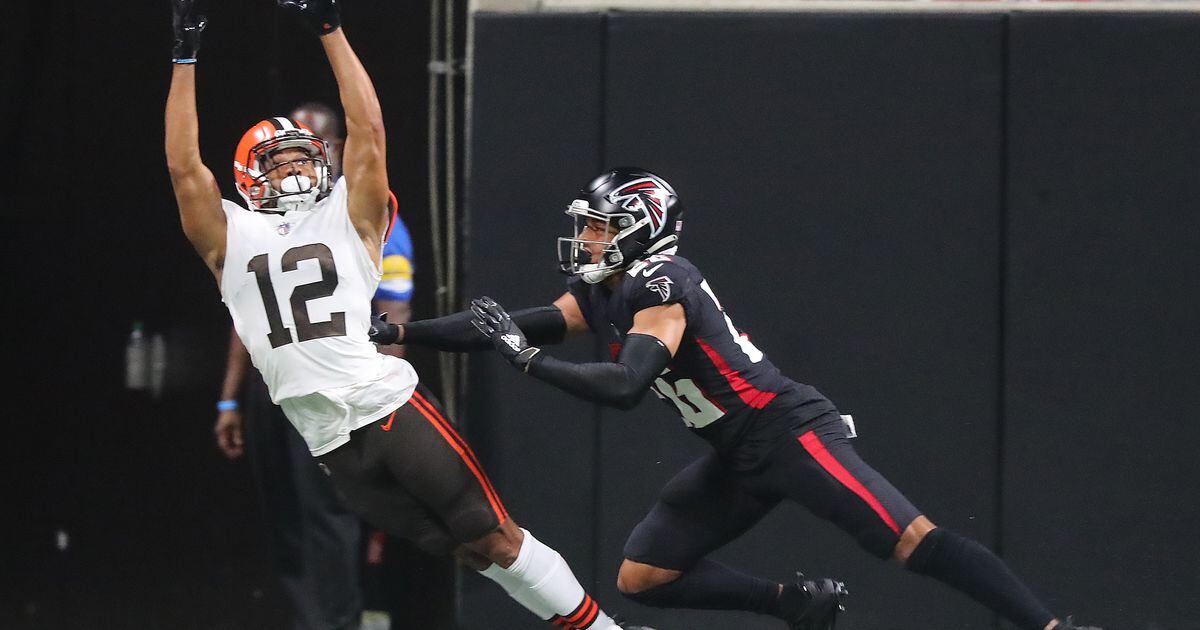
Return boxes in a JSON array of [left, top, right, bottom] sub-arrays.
[[479, 528, 619, 629]]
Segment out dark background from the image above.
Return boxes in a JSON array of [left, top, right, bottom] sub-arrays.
[[4, 1, 447, 628], [4, 4, 1199, 630]]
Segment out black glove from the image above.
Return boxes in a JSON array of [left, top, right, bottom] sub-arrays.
[[171, 0, 207, 63], [471, 297, 541, 372], [368, 312, 400, 345], [278, 0, 342, 36]]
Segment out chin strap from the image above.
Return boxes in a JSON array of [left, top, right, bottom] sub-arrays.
[[579, 243, 681, 284], [276, 193, 319, 212], [581, 268, 617, 284]]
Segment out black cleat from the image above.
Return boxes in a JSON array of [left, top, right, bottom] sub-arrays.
[[1056, 616, 1103, 630], [786, 574, 849, 630]]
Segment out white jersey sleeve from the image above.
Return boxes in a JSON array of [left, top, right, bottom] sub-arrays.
[[219, 178, 417, 454]]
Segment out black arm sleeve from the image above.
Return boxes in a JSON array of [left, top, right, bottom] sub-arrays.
[[524, 333, 671, 410], [403, 306, 566, 351]]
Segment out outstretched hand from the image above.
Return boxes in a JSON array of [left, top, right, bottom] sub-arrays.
[[368, 312, 400, 345], [171, 0, 207, 63], [278, 0, 342, 36], [471, 297, 541, 372]]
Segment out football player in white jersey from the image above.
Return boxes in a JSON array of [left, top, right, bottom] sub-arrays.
[[163, 2, 638, 629]]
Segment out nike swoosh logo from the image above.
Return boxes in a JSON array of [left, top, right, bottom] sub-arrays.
[[643, 263, 664, 277], [380, 409, 398, 431]]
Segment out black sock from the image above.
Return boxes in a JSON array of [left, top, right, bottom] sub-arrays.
[[623, 558, 780, 616], [906, 528, 1055, 630]]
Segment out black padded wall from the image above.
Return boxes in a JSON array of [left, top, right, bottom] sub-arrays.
[[466, 9, 1200, 630], [594, 13, 1004, 630], [1003, 13, 1200, 630], [468, 11, 1005, 630], [461, 13, 608, 630]]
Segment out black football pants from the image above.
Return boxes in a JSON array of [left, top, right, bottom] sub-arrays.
[[317, 386, 507, 557], [624, 412, 922, 569]]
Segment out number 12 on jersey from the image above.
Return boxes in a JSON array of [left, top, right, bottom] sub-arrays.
[[247, 243, 347, 348]]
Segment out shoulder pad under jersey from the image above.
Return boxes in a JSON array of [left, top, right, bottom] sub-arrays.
[[622, 255, 699, 313]]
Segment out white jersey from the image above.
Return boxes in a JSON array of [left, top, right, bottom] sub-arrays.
[[220, 177, 417, 455]]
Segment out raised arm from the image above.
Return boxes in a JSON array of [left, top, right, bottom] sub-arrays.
[[165, 1, 225, 279], [280, 1, 390, 252], [323, 29, 389, 243]]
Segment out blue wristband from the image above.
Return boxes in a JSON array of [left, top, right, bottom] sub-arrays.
[[216, 399, 239, 412]]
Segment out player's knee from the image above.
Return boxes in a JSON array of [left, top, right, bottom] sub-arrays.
[[616, 559, 680, 596], [454, 545, 493, 571], [414, 531, 458, 559], [893, 516, 937, 565], [466, 522, 523, 568], [903, 525, 980, 577], [481, 535, 521, 567]]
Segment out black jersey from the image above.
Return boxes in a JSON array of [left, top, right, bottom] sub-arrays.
[[568, 255, 837, 461]]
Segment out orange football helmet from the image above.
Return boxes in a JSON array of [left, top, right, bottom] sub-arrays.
[[233, 117, 331, 211]]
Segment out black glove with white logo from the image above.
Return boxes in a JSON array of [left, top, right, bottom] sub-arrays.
[[368, 312, 400, 345], [171, 0, 207, 63], [470, 297, 542, 372], [278, 0, 341, 36]]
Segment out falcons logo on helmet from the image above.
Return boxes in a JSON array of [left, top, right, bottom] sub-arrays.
[[645, 276, 674, 302], [607, 177, 670, 238]]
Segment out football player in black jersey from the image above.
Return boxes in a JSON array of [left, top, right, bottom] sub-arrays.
[[370, 168, 1100, 630]]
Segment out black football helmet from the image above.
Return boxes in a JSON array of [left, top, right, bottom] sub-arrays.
[[557, 167, 684, 284]]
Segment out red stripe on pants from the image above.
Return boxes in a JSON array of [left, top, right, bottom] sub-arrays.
[[409, 393, 509, 523], [798, 431, 901, 535]]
